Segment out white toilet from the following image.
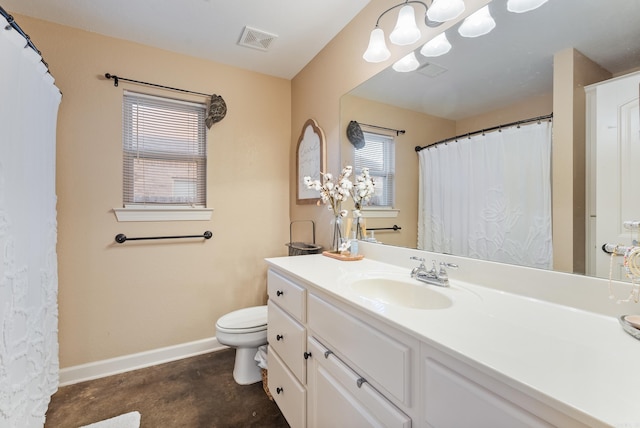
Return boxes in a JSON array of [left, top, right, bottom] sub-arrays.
[[215, 305, 268, 385]]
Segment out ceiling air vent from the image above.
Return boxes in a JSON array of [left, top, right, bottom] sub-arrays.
[[238, 26, 278, 51], [417, 62, 448, 78]]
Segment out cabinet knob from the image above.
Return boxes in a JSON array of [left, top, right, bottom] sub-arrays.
[[304, 351, 312, 359], [276, 387, 283, 394], [276, 290, 284, 296], [276, 334, 284, 341], [356, 377, 367, 388]]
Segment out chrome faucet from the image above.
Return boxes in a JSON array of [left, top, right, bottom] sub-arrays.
[[410, 256, 457, 287]]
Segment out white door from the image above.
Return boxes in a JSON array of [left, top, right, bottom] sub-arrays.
[[590, 72, 640, 279]]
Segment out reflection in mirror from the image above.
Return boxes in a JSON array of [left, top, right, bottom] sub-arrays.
[[341, 0, 640, 278]]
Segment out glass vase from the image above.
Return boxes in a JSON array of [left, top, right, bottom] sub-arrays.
[[352, 211, 365, 240], [330, 214, 345, 253]]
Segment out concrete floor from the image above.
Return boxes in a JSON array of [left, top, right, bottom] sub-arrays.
[[45, 349, 289, 427]]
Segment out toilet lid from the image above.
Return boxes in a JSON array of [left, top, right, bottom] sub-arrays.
[[216, 305, 267, 332]]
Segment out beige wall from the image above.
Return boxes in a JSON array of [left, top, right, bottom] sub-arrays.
[[456, 92, 553, 135], [15, 15, 291, 367], [552, 48, 611, 273]]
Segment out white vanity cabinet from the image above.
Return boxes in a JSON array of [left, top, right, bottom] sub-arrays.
[[266, 264, 593, 428], [267, 268, 416, 427], [267, 269, 307, 427]]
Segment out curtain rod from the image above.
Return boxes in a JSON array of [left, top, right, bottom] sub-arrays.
[[414, 113, 553, 152], [360, 122, 406, 136], [1, 5, 48, 69], [104, 73, 211, 97]]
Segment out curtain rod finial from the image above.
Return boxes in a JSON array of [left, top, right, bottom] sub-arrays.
[[105, 73, 118, 87]]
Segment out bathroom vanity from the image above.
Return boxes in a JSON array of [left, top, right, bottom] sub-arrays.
[[266, 242, 640, 427]]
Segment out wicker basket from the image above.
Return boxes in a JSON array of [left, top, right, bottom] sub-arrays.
[[286, 220, 322, 256], [261, 369, 273, 400]]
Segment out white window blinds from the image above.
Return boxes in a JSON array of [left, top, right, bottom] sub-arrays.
[[355, 132, 395, 207], [123, 91, 207, 206]]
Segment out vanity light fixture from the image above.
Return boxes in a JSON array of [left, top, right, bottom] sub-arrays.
[[458, 5, 496, 38], [365, 0, 549, 68], [393, 51, 420, 72], [426, 0, 466, 23], [363, 0, 444, 63], [363, 28, 391, 62], [389, 5, 422, 45], [419, 32, 452, 57], [507, 0, 549, 13]]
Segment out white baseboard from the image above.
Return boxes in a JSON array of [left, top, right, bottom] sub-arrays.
[[59, 337, 227, 387]]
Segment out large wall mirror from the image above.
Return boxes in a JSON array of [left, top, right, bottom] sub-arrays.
[[340, 0, 640, 279]]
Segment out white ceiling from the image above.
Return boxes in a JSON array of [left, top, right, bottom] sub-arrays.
[[1, 0, 370, 79], [349, 0, 640, 120]]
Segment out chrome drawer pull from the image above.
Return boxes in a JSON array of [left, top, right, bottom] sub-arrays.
[[324, 350, 333, 359], [276, 334, 284, 341], [356, 377, 367, 388]]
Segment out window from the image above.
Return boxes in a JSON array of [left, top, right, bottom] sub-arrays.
[[122, 91, 206, 207], [354, 132, 395, 207]]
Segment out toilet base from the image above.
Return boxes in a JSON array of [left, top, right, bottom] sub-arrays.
[[232, 347, 262, 385]]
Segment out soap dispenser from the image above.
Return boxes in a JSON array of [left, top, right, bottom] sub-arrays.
[[350, 231, 359, 256]]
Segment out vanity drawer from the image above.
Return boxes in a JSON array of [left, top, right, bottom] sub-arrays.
[[268, 346, 306, 428], [307, 293, 412, 406], [268, 269, 305, 322], [307, 337, 411, 428], [268, 301, 306, 384]]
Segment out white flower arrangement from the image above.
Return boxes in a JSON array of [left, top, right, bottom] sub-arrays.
[[350, 167, 375, 218], [305, 166, 376, 251], [304, 165, 354, 218]]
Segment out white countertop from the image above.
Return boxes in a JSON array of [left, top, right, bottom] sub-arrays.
[[266, 253, 640, 428]]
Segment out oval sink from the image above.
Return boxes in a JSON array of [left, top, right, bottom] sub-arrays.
[[349, 278, 452, 310]]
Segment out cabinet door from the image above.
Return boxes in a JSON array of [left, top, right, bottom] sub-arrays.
[[307, 337, 411, 428], [423, 356, 553, 428], [268, 301, 306, 384], [269, 347, 306, 428]]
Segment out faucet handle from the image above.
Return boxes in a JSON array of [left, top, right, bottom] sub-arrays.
[[438, 262, 458, 277], [410, 256, 426, 268]]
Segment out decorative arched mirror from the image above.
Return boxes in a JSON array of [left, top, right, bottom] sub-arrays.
[[296, 118, 326, 204]]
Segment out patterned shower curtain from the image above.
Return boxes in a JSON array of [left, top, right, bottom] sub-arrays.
[[418, 121, 553, 269], [0, 15, 61, 427]]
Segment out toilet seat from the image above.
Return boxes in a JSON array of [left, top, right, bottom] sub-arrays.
[[215, 305, 267, 334]]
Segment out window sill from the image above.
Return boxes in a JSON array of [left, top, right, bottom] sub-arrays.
[[361, 208, 399, 219], [113, 207, 213, 222]]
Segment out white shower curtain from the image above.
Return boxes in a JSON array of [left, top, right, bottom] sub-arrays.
[[418, 121, 552, 269], [0, 16, 61, 428]]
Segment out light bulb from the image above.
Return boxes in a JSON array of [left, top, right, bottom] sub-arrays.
[[507, 0, 549, 13], [389, 5, 422, 46], [363, 28, 391, 63], [458, 5, 496, 38], [427, 0, 465, 23], [419, 33, 452, 57], [392, 52, 420, 72]]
